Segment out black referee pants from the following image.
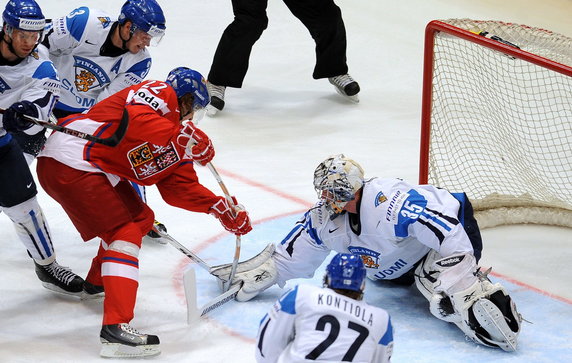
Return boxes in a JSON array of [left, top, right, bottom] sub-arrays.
[[208, 0, 349, 87]]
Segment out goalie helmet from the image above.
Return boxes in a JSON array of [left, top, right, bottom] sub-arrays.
[[118, 0, 166, 44], [2, 0, 45, 38], [313, 154, 365, 216], [325, 253, 366, 293]]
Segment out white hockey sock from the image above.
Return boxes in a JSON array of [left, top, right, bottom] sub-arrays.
[[3, 196, 56, 264]]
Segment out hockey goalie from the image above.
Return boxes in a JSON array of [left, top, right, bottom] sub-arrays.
[[212, 154, 523, 351]]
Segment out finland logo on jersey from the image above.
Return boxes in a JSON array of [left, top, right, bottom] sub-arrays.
[[374, 191, 387, 207], [348, 246, 380, 269], [98, 17, 111, 29], [73, 56, 110, 92], [0, 77, 11, 94], [128, 142, 181, 180]]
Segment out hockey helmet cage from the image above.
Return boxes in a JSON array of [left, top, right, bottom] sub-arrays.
[[325, 253, 366, 293], [2, 0, 45, 32], [118, 0, 166, 43], [314, 154, 365, 216]]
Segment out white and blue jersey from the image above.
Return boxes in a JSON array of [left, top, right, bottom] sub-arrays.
[[274, 178, 478, 285], [45, 7, 152, 114], [256, 284, 393, 363], [0, 46, 60, 140]]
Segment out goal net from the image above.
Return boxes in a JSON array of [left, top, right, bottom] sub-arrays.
[[419, 19, 572, 228]]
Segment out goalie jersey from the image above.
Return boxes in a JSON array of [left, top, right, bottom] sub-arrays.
[[274, 178, 479, 285], [44, 7, 151, 114], [256, 284, 393, 363]]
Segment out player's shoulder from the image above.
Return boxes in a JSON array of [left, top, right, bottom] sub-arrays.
[[59, 7, 114, 40]]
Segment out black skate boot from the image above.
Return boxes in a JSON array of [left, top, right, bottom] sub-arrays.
[[82, 280, 104, 300], [206, 83, 226, 115], [143, 220, 169, 245], [34, 260, 84, 296], [329, 74, 360, 103], [100, 323, 160, 358]]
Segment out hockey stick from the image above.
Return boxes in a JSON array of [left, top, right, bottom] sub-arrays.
[[205, 162, 241, 293], [148, 226, 241, 321], [183, 267, 240, 323], [0, 108, 128, 147]]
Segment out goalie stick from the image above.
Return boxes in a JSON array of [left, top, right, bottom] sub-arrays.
[[0, 108, 128, 147], [148, 225, 241, 321]]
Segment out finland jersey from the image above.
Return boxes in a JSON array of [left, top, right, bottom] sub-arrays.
[[46, 7, 152, 114], [0, 46, 60, 139], [256, 284, 393, 363], [274, 178, 475, 285]]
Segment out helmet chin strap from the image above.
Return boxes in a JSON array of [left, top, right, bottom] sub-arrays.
[[118, 23, 134, 50]]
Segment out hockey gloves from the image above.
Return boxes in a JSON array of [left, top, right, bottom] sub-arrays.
[[210, 196, 252, 236], [3, 101, 38, 132], [176, 121, 214, 166]]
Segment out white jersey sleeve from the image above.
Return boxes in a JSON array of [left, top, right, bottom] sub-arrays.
[[273, 208, 332, 286], [45, 7, 151, 113], [256, 284, 394, 363], [0, 46, 60, 137]]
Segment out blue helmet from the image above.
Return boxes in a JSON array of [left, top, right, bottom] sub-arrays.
[[118, 0, 166, 39], [325, 253, 366, 293], [166, 67, 210, 110], [2, 0, 45, 32]]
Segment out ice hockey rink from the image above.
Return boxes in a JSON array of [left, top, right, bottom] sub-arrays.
[[1, 0, 571, 361]]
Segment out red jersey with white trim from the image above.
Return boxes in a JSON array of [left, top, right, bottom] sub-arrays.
[[39, 79, 219, 213]]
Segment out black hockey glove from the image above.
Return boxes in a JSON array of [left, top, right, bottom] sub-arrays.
[[3, 101, 38, 132]]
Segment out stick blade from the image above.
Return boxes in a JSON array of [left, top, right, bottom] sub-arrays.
[[183, 267, 200, 324]]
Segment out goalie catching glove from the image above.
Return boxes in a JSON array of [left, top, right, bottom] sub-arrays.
[[415, 251, 522, 351], [210, 243, 278, 301], [176, 121, 214, 165], [209, 196, 252, 235]]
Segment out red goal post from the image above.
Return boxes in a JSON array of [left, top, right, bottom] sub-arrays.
[[419, 19, 572, 228]]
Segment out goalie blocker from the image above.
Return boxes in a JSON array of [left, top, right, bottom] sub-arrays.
[[414, 251, 522, 351]]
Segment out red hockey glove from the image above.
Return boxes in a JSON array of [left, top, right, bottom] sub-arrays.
[[209, 197, 252, 236], [176, 121, 215, 166]]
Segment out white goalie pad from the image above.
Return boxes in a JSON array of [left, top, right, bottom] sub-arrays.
[[454, 283, 522, 352]]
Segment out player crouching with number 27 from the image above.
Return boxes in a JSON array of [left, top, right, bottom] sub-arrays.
[[212, 154, 524, 356], [36, 67, 252, 358]]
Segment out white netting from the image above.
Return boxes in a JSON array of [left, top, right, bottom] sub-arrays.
[[426, 19, 572, 228]]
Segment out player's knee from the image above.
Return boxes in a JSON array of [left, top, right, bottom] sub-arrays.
[[103, 222, 144, 247]]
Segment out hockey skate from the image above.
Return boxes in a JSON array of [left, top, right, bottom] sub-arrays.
[[34, 260, 84, 296], [206, 83, 226, 116], [329, 74, 360, 103], [143, 220, 169, 245], [82, 280, 105, 300], [100, 323, 160, 358]]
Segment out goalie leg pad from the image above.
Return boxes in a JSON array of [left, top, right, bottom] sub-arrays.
[[454, 282, 522, 351]]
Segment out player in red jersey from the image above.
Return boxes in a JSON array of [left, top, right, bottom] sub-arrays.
[[36, 67, 252, 358]]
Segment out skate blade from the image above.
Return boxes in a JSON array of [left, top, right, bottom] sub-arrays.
[[100, 342, 161, 358], [334, 87, 360, 103], [206, 104, 220, 117], [142, 235, 168, 245], [80, 291, 105, 301], [41, 282, 83, 297]]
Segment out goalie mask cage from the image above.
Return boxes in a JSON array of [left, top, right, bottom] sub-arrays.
[[419, 19, 572, 228]]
